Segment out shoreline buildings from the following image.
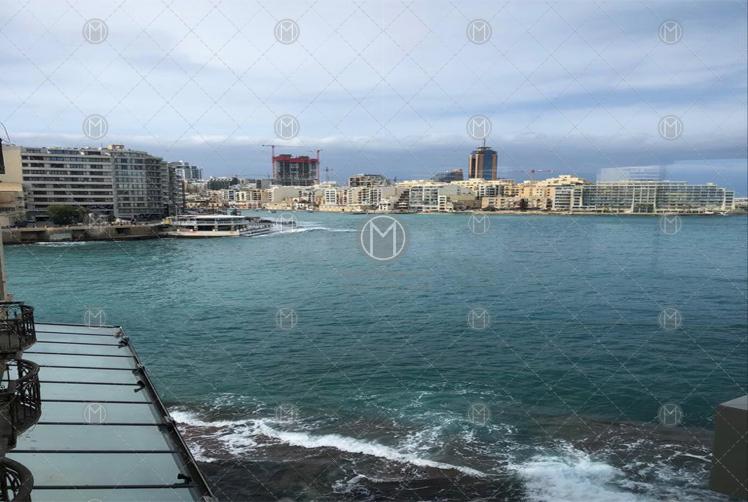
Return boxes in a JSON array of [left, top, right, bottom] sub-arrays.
[[0, 142, 741, 222], [1, 144, 184, 223]]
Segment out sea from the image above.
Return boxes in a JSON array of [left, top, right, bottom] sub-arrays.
[[7, 213, 748, 501]]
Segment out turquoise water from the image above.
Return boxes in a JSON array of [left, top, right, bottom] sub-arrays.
[[8, 214, 748, 501]]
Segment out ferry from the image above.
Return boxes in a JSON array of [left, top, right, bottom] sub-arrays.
[[166, 215, 273, 238]]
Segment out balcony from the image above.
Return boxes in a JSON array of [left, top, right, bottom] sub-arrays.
[[0, 304, 35, 357], [0, 458, 32, 502], [0, 360, 41, 453]]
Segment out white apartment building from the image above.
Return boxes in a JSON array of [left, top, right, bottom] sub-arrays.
[[553, 181, 735, 213], [21, 145, 179, 221]]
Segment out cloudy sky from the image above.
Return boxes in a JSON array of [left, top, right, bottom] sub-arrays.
[[1, 0, 746, 192]]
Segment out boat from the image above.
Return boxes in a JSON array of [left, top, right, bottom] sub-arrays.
[[166, 215, 273, 238]]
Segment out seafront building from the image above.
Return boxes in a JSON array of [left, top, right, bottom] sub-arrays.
[[14, 144, 182, 222], [0, 142, 26, 226], [597, 165, 664, 182], [554, 181, 735, 213], [169, 160, 203, 181], [237, 175, 736, 214], [468, 145, 498, 180]]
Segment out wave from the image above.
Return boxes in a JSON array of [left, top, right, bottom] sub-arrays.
[[262, 225, 356, 236], [33, 241, 93, 247], [171, 409, 484, 477], [510, 443, 647, 502]]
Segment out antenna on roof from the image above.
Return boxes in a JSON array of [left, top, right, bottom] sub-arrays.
[[0, 121, 11, 143]]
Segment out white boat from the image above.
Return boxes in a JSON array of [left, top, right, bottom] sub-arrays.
[[166, 215, 273, 238]]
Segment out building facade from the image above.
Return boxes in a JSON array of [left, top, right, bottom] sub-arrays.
[[468, 146, 498, 180], [0, 142, 27, 225], [168, 161, 203, 181], [432, 169, 464, 183], [348, 173, 388, 187], [556, 181, 735, 213], [273, 154, 319, 186], [20, 145, 179, 222]]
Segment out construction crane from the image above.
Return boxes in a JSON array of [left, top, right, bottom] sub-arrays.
[[323, 166, 334, 183], [314, 149, 322, 183], [261, 144, 277, 181]]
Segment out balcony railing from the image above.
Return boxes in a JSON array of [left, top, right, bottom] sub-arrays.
[[0, 304, 35, 357], [0, 360, 41, 452], [0, 458, 32, 502], [0, 458, 32, 501]]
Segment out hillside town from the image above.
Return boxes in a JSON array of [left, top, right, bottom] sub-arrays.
[[0, 141, 743, 227]]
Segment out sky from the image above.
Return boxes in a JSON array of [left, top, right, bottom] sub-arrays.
[[1, 0, 746, 193]]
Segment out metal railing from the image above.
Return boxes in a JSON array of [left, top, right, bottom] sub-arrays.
[[0, 304, 35, 356], [0, 457, 33, 502], [0, 360, 41, 451]]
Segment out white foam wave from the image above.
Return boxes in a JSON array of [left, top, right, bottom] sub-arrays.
[[276, 225, 355, 233], [33, 241, 91, 247], [171, 410, 484, 477], [253, 421, 485, 477], [511, 443, 647, 502]]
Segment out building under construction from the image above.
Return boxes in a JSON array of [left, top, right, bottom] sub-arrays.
[[273, 154, 319, 186]]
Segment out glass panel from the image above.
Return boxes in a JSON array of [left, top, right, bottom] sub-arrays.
[[31, 342, 130, 356], [25, 353, 136, 369], [8, 452, 187, 486], [35, 323, 120, 336], [36, 401, 161, 424], [18, 424, 171, 451], [39, 366, 136, 384], [42, 382, 150, 402], [30, 488, 195, 502], [36, 332, 118, 345]]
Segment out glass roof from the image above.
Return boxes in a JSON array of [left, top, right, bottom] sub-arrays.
[[7, 323, 212, 500]]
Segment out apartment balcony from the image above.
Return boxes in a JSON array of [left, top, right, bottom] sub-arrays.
[[0, 458, 32, 502], [0, 304, 35, 357], [0, 360, 41, 453]]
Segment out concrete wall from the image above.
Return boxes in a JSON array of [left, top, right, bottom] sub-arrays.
[[710, 395, 748, 499]]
